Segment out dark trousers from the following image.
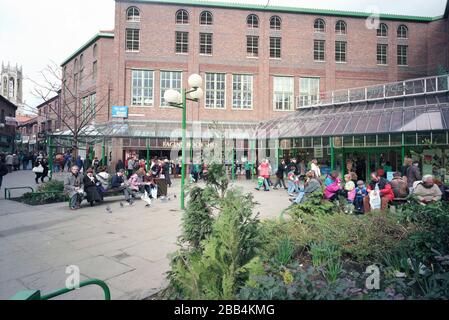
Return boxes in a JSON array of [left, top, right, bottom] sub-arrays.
[[246, 170, 251, 180], [274, 177, 286, 189]]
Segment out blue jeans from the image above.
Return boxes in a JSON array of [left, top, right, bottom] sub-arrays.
[[288, 181, 299, 194], [293, 187, 305, 204]]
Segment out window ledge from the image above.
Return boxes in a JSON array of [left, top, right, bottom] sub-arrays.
[[231, 108, 254, 111], [336, 61, 347, 64], [314, 60, 326, 63]]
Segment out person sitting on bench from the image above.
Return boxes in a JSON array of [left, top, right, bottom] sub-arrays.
[[64, 165, 84, 211], [414, 175, 442, 205], [389, 172, 409, 199], [111, 169, 134, 205], [363, 172, 394, 212]]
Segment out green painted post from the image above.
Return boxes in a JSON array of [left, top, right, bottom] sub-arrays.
[[330, 137, 335, 171], [181, 89, 187, 210], [342, 151, 346, 176], [89, 142, 94, 161], [401, 146, 406, 166], [48, 136, 54, 181], [101, 140, 105, 166], [232, 146, 236, 182]]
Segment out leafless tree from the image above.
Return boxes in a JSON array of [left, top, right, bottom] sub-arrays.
[[30, 61, 110, 156]]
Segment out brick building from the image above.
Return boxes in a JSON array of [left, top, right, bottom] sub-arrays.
[[54, 0, 449, 168], [0, 95, 18, 153]]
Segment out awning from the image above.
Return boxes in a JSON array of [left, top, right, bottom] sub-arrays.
[[51, 121, 259, 140], [260, 92, 449, 138]]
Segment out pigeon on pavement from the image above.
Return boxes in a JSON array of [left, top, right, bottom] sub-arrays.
[[106, 206, 112, 214], [120, 202, 124, 208]]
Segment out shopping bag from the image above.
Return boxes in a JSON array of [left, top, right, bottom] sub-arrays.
[[369, 190, 381, 210], [141, 191, 152, 206], [32, 165, 44, 173]]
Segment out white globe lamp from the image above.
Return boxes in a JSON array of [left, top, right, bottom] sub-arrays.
[[188, 74, 203, 89]]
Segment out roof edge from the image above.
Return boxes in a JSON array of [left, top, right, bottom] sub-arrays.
[[0, 94, 18, 110], [118, 0, 439, 22], [61, 32, 115, 67]]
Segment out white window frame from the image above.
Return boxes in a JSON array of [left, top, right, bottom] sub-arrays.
[[397, 25, 408, 39], [299, 77, 320, 107], [205, 73, 226, 109], [126, 28, 140, 52], [200, 11, 213, 25], [335, 20, 346, 35], [160, 71, 183, 107], [90, 93, 96, 120], [314, 40, 325, 62], [273, 76, 294, 111], [397, 45, 408, 66], [176, 9, 189, 24], [314, 19, 326, 33], [232, 74, 253, 110], [377, 23, 388, 37], [200, 33, 213, 55], [247, 35, 259, 58], [127, 7, 141, 22], [377, 44, 388, 65], [247, 14, 259, 28], [335, 41, 347, 63], [175, 31, 189, 54], [131, 69, 155, 107], [270, 37, 281, 59]]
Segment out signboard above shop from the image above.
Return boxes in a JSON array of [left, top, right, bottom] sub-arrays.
[[111, 106, 129, 118]]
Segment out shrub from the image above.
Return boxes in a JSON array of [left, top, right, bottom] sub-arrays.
[[288, 191, 335, 221], [180, 187, 214, 248], [274, 236, 296, 267], [21, 180, 67, 205]]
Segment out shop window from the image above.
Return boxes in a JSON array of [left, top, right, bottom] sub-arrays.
[[390, 133, 402, 145], [377, 134, 389, 146], [313, 137, 323, 147], [354, 135, 364, 147], [333, 137, 342, 147], [366, 135, 377, 146], [293, 138, 302, 148], [322, 137, 330, 147], [342, 136, 354, 147], [418, 132, 431, 145], [303, 138, 312, 148], [404, 133, 417, 145], [432, 132, 447, 145]]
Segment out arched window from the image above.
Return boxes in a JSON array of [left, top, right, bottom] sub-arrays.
[[397, 25, 408, 39], [200, 11, 213, 25], [314, 18, 326, 32], [335, 20, 346, 35], [80, 54, 84, 69], [74, 59, 78, 73], [247, 14, 259, 28], [126, 7, 140, 22], [93, 44, 98, 60], [377, 23, 388, 37], [270, 16, 281, 30], [176, 9, 189, 24]]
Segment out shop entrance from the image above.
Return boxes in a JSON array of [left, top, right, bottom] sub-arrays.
[[338, 148, 402, 182]]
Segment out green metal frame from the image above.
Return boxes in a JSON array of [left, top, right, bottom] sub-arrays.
[[11, 279, 111, 300]]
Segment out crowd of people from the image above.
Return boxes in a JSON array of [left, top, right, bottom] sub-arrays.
[[254, 157, 448, 213], [63, 156, 173, 211]]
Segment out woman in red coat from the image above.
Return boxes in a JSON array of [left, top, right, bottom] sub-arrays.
[[257, 159, 271, 191], [363, 172, 394, 212]]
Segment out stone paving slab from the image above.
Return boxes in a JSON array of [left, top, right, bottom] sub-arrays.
[[0, 170, 290, 300]]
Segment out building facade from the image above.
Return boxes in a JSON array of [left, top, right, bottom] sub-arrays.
[[0, 95, 18, 153], [1, 62, 25, 115], [55, 0, 449, 169]]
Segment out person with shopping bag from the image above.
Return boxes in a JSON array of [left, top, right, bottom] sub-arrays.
[[363, 172, 394, 212], [32, 160, 45, 184]]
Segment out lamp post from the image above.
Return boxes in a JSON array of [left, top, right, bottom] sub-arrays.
[[164, 74, 203, 210]]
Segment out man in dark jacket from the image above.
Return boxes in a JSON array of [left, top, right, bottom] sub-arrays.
[[111, 169, 134, 205], [405, 159, 422, 193], [273, 159, 287, 189]]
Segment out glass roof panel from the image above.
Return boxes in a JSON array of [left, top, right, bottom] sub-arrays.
[[378, 112, 392, 133], [402, 109, 417, 132], [390, 111, 403, 132]]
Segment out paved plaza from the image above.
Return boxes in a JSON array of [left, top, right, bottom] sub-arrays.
[[0, 170, 290, 300]]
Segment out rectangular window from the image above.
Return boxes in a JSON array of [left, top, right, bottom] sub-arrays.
[[273, 76, 294, 111], [270, 37, 281, 58], [126, 29, 140, 52], [377, 44, 388, 65], [335, 41, 347, 62], [398, 45, 408, 66], [90, 93, 96, 120], [200, 33, 213, 55], [175, 31, 189, 54], [92, 61, 97, 80], [314, 40, 325, 61], [205, 73, 226, 109], [132, 70, 154, 107], [232, 74, 253, 109], [160, 71, 182, 106], [247, 36, 259, 57], [299, 77, 320, 107], [82, 96, 88, 121]]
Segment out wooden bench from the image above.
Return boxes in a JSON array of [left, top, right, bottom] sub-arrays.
[[390, 197, 409, 213]]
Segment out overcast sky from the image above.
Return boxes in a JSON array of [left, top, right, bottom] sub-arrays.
[[0, 0, 447, 111]]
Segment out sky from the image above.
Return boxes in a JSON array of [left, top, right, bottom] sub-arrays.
[[0, 0, 447, 111]]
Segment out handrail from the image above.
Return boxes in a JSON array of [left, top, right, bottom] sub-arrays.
[[4, 187, 34, 200], [41, 279, 111, 300], [297, 74, 449, 109]]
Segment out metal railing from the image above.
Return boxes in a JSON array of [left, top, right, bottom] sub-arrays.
[[10, 279, 111, 300], [296, 74, 449, 109], [4, 187, 34, 200]]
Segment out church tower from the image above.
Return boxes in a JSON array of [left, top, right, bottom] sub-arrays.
[[1, 62, 24, 114]]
